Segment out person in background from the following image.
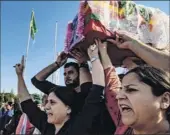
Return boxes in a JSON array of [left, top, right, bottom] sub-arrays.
[[0, 102, 13, 131], [15, 98, 41, 135], [0, 103, 6, 117], [2, 99, 23, 135], [6, 102, 14, 117], [31, 52, 84, 114]]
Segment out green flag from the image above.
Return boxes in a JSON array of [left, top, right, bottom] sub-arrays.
[[30, 11, 37, 40]]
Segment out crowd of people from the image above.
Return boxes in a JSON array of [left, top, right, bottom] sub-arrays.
[[0, 29, 169, 135], [0, 94, 48, 135]]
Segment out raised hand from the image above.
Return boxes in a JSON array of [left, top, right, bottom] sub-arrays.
[[95, 39, 108, 55], [14, 55, 25, 76], [107, 30, 138, 49], [56, 51, 68, 67], [87, 42, 99, 60], [69, 48, 87, 64]]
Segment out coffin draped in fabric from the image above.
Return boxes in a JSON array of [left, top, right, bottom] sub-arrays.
[[64, 1, 169, 66]]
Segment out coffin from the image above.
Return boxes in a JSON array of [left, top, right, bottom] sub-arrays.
[[64, 1, 169, 66]]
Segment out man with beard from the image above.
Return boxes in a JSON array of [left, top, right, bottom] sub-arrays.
[[31, 51, 89, 114], [31, 50, 116, 134]]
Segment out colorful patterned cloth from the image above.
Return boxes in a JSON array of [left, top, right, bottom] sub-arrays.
[[64, 0, 169, 53], [16, 113, 34, 135], [87, 1, 169, 51]]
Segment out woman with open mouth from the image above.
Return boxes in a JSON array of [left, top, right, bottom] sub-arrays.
[[96, 38, 170, 134], [14, 43, 105, 135]]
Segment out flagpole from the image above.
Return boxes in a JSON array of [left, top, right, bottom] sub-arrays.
[[52, 22, 60, 84], [52, 22, 58, 83], [54, 21, 58, 61], [25, 11, 33, 70]]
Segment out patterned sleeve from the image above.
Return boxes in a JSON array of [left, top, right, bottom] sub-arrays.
[[104, 66, 121, 127]]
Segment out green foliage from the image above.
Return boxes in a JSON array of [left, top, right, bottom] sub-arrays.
[[31, 93, 41, 102], [0, 91, 41, 106], [0, 93, 16, 105]]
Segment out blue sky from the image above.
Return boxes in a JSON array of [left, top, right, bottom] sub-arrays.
[[1, 1, 169, 94]]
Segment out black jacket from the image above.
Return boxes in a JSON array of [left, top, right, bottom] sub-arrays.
[[2, 110, 22, 135], [31, 77, 115, 134], [21, 85, 105, 135]]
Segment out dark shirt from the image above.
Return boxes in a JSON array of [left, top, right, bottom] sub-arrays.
[[31, 77, 116, 134], [21, 85, 104, 135], [31, 77, 88, 114], [0, 113, 12, 131], [2, 110, 22, 135]]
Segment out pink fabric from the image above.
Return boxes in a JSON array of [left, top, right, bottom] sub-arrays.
[[64, 22, 73, 53], [64, 1, 85, 53], [104, 67, 129, 134], [76, 1, 85, 37], [16, 113, 34, 135]]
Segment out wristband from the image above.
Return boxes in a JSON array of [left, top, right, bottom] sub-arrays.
[[55, 61, 60, 68], [79, 62, 89, 70]]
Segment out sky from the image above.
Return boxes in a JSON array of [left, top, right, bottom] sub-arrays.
[[1, 1, 169, 94]]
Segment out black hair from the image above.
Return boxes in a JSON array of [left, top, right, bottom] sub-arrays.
[[7, 101, 13, 107], [48, 87, 75, 112], [118, 74, 124, 82], [64, 62, 79, 74], [13, 101, 22, 113], [125, 66, 170, 96], [125, 65, 170, 122]]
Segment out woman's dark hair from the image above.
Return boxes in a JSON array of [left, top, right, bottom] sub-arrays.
[[13, 100, 22, 113], [118, 74, 124, 82], [48, 87, 75, 114], [125, 65, 170, 96], [125, 65, 170, 122]]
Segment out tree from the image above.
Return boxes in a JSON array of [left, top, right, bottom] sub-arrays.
[[10, 89, 14, 95], [31, 93, 41, 102], [3, 93, 15, 102]]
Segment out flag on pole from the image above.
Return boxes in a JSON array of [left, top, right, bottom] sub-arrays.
[[30, 11, 37, 40], [24, 10, 37, 72]]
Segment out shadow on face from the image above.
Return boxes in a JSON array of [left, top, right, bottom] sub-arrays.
[[45, 92, 71, 125], [64, 66, 79, 88]]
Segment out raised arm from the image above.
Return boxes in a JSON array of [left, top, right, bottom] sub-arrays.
[[107, 31, 170, 72], [31, 51, 68, 94], [129, 40, 169, 71], [35, 51, 67, 81], [14, 56, 48, 132], [67, 43, 105, 135], [97, 39, 122, 127], [69, 48, 92, 95], [15, 56, 31, 102]]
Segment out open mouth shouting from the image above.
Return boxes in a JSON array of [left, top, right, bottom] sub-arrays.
[[119, 104, 133, 115]]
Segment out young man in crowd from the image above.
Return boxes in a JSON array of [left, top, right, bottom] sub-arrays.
[[31, 50, 116, 134]]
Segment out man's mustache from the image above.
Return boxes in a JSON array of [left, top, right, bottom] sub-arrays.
[[66, 78, 72, 82]]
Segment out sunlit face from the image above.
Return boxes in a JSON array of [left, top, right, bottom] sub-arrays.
[[45, 92, 71, 124], [64, 66, 79, 88], [116, 72, 163, 129]]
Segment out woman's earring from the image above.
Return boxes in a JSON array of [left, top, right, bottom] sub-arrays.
[[164, 103, 169, 109]]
